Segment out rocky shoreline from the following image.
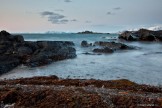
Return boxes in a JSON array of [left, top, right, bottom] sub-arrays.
[[0, 31, 76, 75], [0, 29, 162, 75], [0, 30, 136, 75], [0, 29, 162, 107], [0, 76, 162, 107]]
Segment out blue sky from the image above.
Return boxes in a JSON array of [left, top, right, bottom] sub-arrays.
[[0, 0, 162, 33]]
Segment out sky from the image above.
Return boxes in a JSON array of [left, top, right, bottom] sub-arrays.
[[0, 0, 162, 33]]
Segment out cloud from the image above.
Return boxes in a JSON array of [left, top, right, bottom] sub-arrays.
[[41, 11, 54, 16], [113, 7, 121, 10], [41, 11, 68, 24], [41, 11, 77, 24], [85, 21, 92, 23], [71, 19, 77, 22], [64, 0, 72, 3], [107, 12, 114, 15], [91, 24, 106, 27], [55, 9, 64, 12]]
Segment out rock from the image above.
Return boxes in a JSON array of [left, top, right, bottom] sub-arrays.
[[37, 41, 74, 49], [0, 31, 24, 43], [0, 56, 20, 75], [93, 47, 114, 53], [81, 41, 135, 54], [23, 41, 39, 51], [0, 31, 11, 42], [81, 40, 90, 47], [63, 41, 75, 46], [13, 35, 24, 43], [140, 34, 156, 41], [0, 45, 7, 54], [0, 30, 11, 36], [93, 41, 134, 50], [82, 52, 102, 55], [26, 43, 76, 67], [0, 30, 77, 74], [119, 29, 162, 41], [119, 31, 138, 41], [17, 46, 33, 57]]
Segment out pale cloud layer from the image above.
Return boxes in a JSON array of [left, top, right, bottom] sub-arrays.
[[0, 0, 162, 33], [64, 0, 72, 3], [41, 11, 76, 24]]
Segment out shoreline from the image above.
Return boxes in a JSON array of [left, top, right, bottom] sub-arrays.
[[1, 29, 162, 107], [0, 76, 162, 107]]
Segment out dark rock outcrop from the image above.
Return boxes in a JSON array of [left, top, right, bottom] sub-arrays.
[[93, 41, 134, 50], [81, 40, 92, 47], [77, 30, 108, 34], [93, 47, 114, 53], [0, 30, 76, 75], [0, 56, 20, 75], [119, 29, 162, 41], [80, 41, 135, 54]]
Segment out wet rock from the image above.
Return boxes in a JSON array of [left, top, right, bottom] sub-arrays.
[[0, 30, 77, 74], [0, 30, 11, 36], [13, 35, 24, 43], [119, 31, 138, 41], [26, 41, 76, 67], [0, 56, 20, 75], [81, 40, 91, 47], [17, 46, 33, 57], [82, 52, 102, 55], [94, 41, 134, 50], [119, 29, 162, 41], [93, 47, 114, 53]]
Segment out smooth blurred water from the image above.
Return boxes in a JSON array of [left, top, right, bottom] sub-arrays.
[[0, 33, 162, 85]]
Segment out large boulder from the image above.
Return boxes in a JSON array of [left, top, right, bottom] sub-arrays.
[[81, 40, 92, 47], [13, 35, 24, 43], [0, 30, 77, 75], [0, 31, 24, 43], [119, 29, 162, 41], [26, 42, 76, 67], [81, 40, 88, 47], [17, 46, 33, 57], [0, 56, 20, 75]]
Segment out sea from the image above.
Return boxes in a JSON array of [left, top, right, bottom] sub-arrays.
[[0, 33, 162, 86]]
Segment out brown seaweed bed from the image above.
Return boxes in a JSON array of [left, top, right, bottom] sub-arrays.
[[0, 76, 162, 108]]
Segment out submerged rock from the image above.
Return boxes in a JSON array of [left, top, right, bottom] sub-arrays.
[[0, 30, 77, 75], [93, 47, 114, 53]]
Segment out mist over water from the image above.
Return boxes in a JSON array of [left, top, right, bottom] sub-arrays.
[[1, 33, 162, 86]]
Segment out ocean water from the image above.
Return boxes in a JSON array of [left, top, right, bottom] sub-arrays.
[[0, 33, 162, 86]]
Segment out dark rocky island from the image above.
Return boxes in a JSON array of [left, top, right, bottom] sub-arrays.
[[77, 30, 109, 34], [0, 30, 76, 75], [119, 29, 162, 41]]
